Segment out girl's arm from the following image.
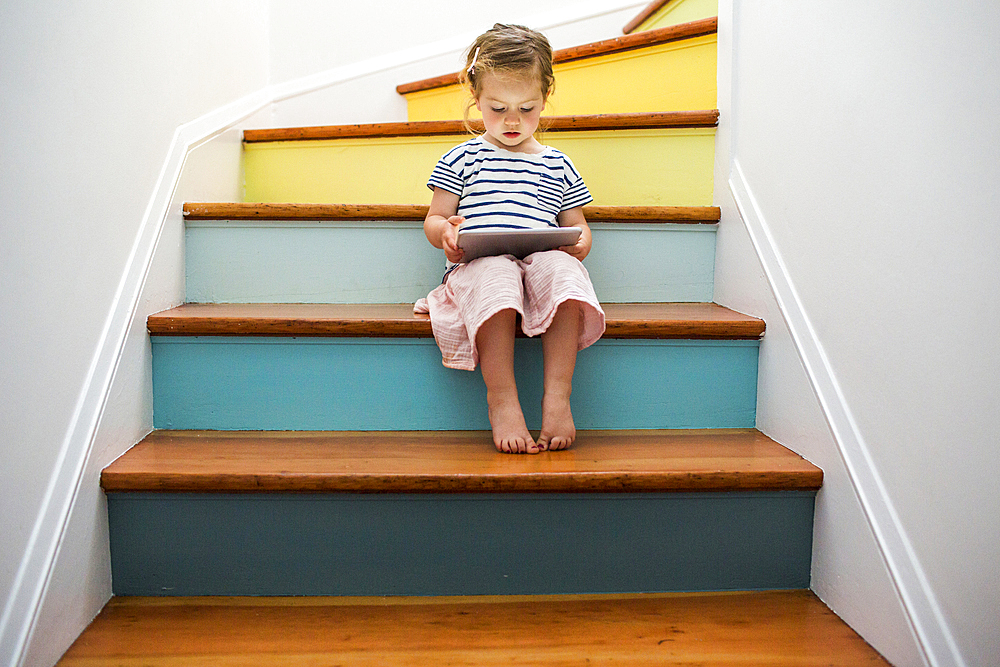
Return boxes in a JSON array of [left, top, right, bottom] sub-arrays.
[[424, 187, 465, 263], [557, 206, 592, 260]]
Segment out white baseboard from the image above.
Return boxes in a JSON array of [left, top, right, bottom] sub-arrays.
[[728, 157, 964, 667]]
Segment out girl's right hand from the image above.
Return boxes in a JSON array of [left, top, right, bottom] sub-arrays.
[[441, 215, 465, 263]]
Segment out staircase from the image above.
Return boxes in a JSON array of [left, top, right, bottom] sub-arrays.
[[61, 1, 890, 664]]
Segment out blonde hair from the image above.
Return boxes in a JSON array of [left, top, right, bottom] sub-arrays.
[[458, 24, 554, 131]]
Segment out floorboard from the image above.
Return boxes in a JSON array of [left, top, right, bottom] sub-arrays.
[[101, 429, 822, 493], [58, 591, 889, 665]]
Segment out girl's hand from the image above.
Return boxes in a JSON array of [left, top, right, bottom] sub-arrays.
[[557, 206, 591, 261], [441, 215, 465, 263], [425, 187, 465, 262], [559, 235, 590, 260]]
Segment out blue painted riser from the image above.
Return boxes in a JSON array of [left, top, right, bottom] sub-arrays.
[[108, 491, 814, 596], [151, 337, 759, 430], [184, 222, 717, 304]]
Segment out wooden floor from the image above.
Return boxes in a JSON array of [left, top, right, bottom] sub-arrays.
[[59, 591, 889, 666]]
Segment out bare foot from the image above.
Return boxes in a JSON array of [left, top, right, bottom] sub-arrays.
[[537, 392, 576, 451], [488, 390, 538, 454]]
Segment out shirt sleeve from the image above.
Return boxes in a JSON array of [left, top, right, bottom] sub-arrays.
[[560, 154, 593, 210], [427, 145, 466, 196]]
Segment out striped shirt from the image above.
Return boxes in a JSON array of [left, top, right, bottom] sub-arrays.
[[427, 137, 592, 233]]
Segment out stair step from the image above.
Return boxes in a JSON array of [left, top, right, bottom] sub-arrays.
[[241, 113, 717, 206], [102, 428, 821, 493], [397, 19, 717, 96], [182, 202, 721, 223], [58, 591, 889, 666], [148, 302, 763, 339], [102, 430, 817, 595], [625, 0, 719, 34], [182, 206, 720, 304], [148, 303, 761, 431], [243, 110, 718, 143], [398, 19, 718, 120]]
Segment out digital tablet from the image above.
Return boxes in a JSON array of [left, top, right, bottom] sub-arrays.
[[457, 227, 582, 262]]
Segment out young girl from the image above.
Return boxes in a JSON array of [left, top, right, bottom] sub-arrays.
[[419, 24, 605, 455]]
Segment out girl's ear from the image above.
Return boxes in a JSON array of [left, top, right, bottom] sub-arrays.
[[474, 96, 482, 112]]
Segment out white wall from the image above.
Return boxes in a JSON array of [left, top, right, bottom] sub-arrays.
[[713, 7, 925, 663], [264, 0, 646, 128], [15, 1, 989, 665], [0, 3, 647, 665], [715, 1, 1000, 665], [267, 0, 634, 85], [0, 3, 270, 665]]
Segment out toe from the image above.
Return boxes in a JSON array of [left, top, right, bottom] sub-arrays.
[[550, 436, 573, 451]]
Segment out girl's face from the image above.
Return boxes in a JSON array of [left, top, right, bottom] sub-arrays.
[[475, 71, 546, 153]]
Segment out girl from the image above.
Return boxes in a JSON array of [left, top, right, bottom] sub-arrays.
[[419, 24, 605, 454]]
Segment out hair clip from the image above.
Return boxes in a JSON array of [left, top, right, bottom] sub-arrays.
[[467, 46, 480, 76]]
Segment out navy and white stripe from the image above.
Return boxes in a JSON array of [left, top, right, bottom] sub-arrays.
[[427, 137, 592, 232]]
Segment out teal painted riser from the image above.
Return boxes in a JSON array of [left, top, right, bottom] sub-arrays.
[[108, 491, 814, 596], [184, 222, 717, 304], [151, 338, 759, 430]]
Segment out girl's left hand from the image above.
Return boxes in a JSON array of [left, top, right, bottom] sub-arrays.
[[557, 206, 591, 260], [559, 237, 590, 260]]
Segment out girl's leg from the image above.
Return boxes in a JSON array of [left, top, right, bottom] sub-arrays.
[[476, 308, 538, 454], [538, 300, 580, 451]]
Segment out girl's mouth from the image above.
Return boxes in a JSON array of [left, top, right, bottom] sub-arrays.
[[503, 132, 520, 138]]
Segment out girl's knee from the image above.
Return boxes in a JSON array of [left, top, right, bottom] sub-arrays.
[[523, 250, 590, 293], [450, 255, 522, 290], [525, 250, 584, 276], [448, 255, 526, 316], [470, 254, 522, 280]]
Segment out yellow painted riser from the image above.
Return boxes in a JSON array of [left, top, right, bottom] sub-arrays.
[[243, 129, 715, 207], [404, 36, 717, 122], [635, 0, 719, 32]]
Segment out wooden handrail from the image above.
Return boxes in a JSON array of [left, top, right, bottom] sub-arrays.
[[396, 17, 718, 95], [623, 0, 673, 35], [243, 110, 718, 143], [182, 202, 721, 224]]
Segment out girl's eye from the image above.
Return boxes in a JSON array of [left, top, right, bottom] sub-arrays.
[[491, 108, 505, 113], [520, 108, 534, 113]]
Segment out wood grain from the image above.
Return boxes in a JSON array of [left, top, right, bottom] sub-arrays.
[[183, 202, 721, 224], [396, 17, 719, 94], [145, 303, 765, 339], [58, 591, 888, 665], [243, 110, 719, 143], [184, 202, 429, 221], [100, 429, 822, 494]]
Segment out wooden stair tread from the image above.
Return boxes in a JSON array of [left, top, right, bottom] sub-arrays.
[[101, 429, 822, 494], [58, 591, 888, 665], [396, 17, 719, 95], [146, 302, 764, 339], [243, 110, 718, 143], [183, 202, 721, 224]]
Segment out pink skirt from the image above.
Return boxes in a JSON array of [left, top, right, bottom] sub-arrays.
[[414, 251, 605, 370]]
